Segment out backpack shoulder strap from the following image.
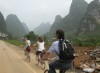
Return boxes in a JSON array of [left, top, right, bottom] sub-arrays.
[[56, 39, 64, 56]]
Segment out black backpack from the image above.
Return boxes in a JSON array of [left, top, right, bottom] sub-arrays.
[[58, 39, 74, 62]]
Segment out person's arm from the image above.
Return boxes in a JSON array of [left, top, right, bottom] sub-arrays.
[[43, 42, 55, 60], [25, 41, 28, 49], [34, 41, 38, 49], [43, 52, 51, 60]]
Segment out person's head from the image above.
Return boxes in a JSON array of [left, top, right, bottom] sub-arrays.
[[38, 37, 43, 42], [56, 29, 65, 40], [24, 37, 27, 42]]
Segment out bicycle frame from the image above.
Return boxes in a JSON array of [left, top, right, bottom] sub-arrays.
[[37, 52, 46, 70], [44, 60, 83, 73]]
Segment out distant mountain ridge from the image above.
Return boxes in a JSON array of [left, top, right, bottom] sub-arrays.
[[22, 22, 29, 34], [78, 0, 100, 35], [0, 12, 7, 33], [49, 0, 88, 38], [2, 0, 99, 39], [6, 14, 28, 38], [34, 22, 51, 35]]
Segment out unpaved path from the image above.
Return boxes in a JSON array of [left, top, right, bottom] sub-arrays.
[[0, 40, 44, 73], [0, 40, 82, 73]]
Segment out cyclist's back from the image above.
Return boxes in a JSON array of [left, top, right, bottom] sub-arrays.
[[36, 37, 45, 61], [24, 37, 31, 62], [37, 41, 45, 51], [24, 37, 31, 53], [43, 29, 74, 73]]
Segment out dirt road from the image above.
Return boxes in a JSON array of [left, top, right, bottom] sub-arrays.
[[0, 40, 84, 73], [0, 40, 44, 73]]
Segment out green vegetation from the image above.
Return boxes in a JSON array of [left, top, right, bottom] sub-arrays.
[[45, 40, 52, 46], [70, 34, 100, 46], [6, 40, 25, 46], [24, 31, 37, 43], [6, 33, 100, 47]]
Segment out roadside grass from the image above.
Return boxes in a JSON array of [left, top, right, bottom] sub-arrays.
[[6, 40, 25, 46]]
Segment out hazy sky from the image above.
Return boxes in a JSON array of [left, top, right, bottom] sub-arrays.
[[0, 0, 93, 30]]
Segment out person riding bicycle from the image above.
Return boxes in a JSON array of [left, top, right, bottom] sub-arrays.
[[24, 37, 31, 61], [36, 37, 45, 62], [43, 29, 74, 73]]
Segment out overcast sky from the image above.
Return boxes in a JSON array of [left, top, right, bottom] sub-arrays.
[[0, 0, 93, 30]]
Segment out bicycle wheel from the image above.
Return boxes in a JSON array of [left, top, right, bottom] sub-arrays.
[[41, 61, 45, 70], [39, 53, 46, 70], [26, 52, 30, 62], [44, 70, 49, 73], [28, 55, 30, 62]]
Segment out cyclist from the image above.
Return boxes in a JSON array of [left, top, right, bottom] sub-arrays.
[[36, 37, 45, 63], [24, 37, 31, 61], [43, 29, 73, 73]]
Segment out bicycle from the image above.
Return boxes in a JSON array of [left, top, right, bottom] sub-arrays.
[[43, 59, 83, 73], [36, 51, 46, 70], [43, 57, 57, 73], [25, 46, 31, 62], [26, 50, 31, 62]]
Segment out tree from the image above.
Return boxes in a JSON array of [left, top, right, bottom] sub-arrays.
[[24, 31, 37, 43]]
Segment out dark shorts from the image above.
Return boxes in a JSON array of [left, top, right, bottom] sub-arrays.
[[26, 46, 31, 52], [48, 60, 72, 73], [36, 51, 42, 55]]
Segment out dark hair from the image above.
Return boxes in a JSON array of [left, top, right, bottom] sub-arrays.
[[56, 29, 65, 40], [38, 37, 43, 42]]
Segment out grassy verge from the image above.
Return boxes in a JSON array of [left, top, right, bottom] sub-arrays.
[[6, 40, 25, 46]]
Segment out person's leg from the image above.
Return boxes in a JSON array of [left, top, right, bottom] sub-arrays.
[[59, 69, 67, 73], [60, 62, 72, 73], [38, 51, 42, 61], [59, 69, 65, 73], [36, 52, 39, 65], [48, 61, 57, 73], [26, 51, 28, 60], [36, 51, 39, 60], [48, 60, 72, 73], [27, 52, 29, 61], [28, 52, 30, 62], [36, 51, 42, 65], [24, 49, 27, 55], [39, 52, 44, 64], [48, 60, 64, 73]]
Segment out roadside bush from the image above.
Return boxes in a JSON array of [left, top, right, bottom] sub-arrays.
[[24, 31, 37, 43], [6, 40, 25, 46], [96, 43, 100, 46]]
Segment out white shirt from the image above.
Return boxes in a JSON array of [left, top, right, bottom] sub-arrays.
[[37, 41, 45, 51], [48, 41, 59, 60], [25, 40, 31, 49]]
